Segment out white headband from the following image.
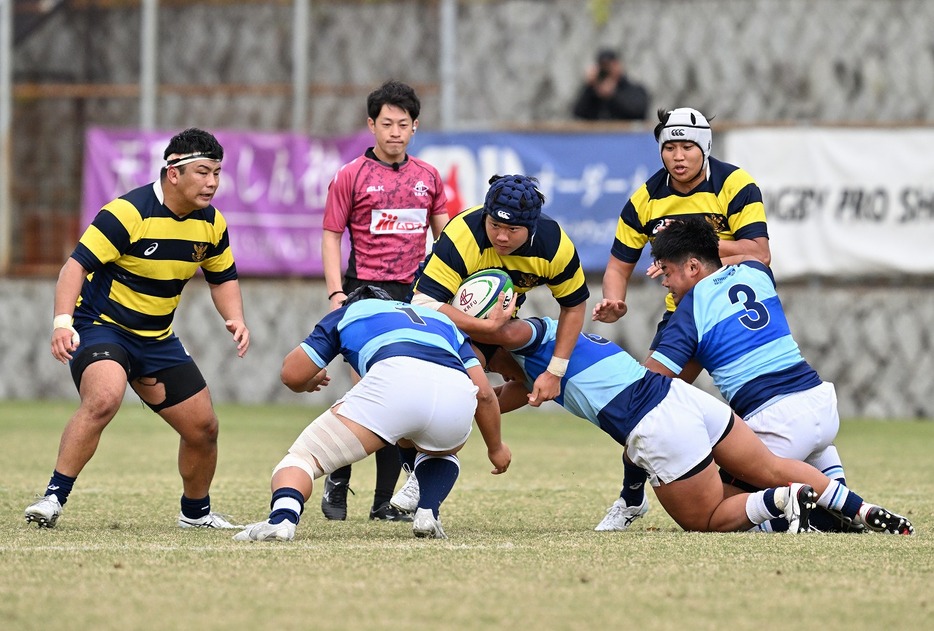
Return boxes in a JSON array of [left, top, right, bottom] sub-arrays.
[[165, 151, 222, 168]]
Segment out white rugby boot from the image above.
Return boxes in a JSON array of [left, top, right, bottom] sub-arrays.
[[177, 512, 243, 529], [594, 496, 649, 532], [390, 465, 420, 514], [24, 495, 63, 528], [233, 520, 296, 542], [412, 508, 447, 539]]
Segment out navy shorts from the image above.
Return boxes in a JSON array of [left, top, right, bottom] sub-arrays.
[[70, 322, 196, 387]]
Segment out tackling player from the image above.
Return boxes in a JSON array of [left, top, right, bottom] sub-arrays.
[[641, 218, 871, 532], [233, 286, 510, 541], [592, 107, 771, 530], [479, 317, 912, 535]]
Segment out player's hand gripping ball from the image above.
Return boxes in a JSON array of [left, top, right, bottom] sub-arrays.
[[451, 269, 515, 318]]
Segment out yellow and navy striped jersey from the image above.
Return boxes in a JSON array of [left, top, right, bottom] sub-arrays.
[[610, 157, 768, 311], [415, 206, 589, 309], [71, 181, 238, 339]]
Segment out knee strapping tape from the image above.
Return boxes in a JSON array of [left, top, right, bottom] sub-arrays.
[[273, 409, 368, 479]]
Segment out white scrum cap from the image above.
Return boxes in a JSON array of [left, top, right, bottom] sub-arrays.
[[656, 107, 712, 168]]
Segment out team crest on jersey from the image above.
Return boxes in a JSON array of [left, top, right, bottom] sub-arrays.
[[192, 243, 209, 262], [516, 272, 540, 288], [413, 180, 429, 197], [704, 214, 729, 233]]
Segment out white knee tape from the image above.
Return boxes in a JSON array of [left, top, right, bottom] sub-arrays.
[[274, 409, 368, 480], [273, 453, 321, 481]]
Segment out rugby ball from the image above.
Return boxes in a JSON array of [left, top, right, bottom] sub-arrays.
[[451, 269, 515, 318]]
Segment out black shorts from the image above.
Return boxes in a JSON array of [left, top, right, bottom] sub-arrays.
[[343, 277, 413, 302]]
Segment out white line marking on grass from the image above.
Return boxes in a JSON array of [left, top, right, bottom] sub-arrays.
[[1, 541, 528, 553]]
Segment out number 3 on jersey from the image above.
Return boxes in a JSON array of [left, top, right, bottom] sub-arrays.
[[728, 283, 770, 330]]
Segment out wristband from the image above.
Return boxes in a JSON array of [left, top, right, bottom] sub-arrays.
[[52, 313, 81, 346], [52, 314, 74, 330], [546, 356, 569, 378], [328, 290, 346, 300]]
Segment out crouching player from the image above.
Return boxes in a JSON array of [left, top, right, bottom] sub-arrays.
[[479, 317, 913, 534], [234, 286, 511, 542]]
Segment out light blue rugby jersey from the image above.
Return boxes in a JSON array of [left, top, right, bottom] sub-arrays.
[[511, 317, 670, 445], [301, 299, 480, 377], [651, 260, 821, 417]]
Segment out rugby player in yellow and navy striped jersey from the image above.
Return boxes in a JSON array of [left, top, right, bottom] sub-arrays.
[[591, 108, 771, 532], [412, 174, 589, 408], [25, 128, 251, 531], [594, 107, 770, 339]]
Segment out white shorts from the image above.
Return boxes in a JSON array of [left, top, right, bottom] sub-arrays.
[[336, 356, 477, 452], [743, 381, 840, 462], [626, 379, 733, 487]]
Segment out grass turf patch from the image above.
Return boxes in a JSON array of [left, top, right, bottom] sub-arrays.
[[1, 401, 932, 630]]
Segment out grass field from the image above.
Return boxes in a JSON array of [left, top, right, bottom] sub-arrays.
[[2, 400, 932, 631]]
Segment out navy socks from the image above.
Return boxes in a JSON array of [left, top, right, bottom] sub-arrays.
[[414, 454, 460, 518], [180, 494, 211, 520], [270, 487, 305, 525], [46, 470, 77, 506], [620, 457, 648, 507]]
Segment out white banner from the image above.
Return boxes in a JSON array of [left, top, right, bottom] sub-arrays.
[[724, 128, 934, 279]]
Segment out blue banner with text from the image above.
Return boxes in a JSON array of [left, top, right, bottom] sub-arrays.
[[412, 131, 660, 273]]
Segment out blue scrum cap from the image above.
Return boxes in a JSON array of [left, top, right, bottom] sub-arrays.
[[483, 175, 544, 229]]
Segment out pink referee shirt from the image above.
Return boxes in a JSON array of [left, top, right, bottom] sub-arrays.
[[323, 151, 448, 284]]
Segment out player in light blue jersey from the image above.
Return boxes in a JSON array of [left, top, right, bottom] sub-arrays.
[[234, 286, 510, 542], [480, 316, 912, 535], [648, 220, 820, 420], [634, 217, 908, 533]]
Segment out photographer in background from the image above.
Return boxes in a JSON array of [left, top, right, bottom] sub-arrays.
[[572, 49, 650, 121]]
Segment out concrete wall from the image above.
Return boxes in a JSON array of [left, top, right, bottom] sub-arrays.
[[3, 278, 931, 419], [16, 0, 934, 131]]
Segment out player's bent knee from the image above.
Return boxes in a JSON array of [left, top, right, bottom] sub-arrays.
[[275, 409, 369, 480], [273, 453, 321, 481], [79, 391, 125, 422]]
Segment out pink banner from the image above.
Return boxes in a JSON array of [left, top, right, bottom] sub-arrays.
[[81, 127, 371, 276]]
